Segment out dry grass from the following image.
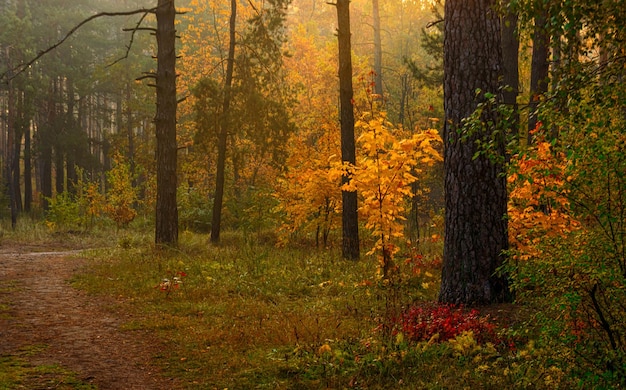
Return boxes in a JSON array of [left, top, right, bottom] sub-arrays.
[[71, 230, 443, 388]]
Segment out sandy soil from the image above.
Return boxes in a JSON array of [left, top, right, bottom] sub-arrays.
[[0, 245, 180, 389]]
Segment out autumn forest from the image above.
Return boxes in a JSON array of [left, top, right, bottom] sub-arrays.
[[1, 0, 625, 388]]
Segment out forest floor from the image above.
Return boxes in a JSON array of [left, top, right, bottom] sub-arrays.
[[0, 242, 179, 390]]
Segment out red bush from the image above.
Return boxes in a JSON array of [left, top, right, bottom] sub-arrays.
[[398, 303, 498, 344]]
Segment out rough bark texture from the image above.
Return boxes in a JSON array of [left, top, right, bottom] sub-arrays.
[[439, 0, 510, 305], [210, 0, 236, 244], [336, 0, 360, 260], [154, 0, 179, 245]]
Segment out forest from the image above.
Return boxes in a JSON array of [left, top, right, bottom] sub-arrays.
[[0, 0, 625, 388]]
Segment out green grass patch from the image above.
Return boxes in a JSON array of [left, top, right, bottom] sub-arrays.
[[0, 351, 96, 390], [68, 229, 596, 388]]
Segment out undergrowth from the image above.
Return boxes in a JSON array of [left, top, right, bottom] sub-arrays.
[[0, 349, 95, 390], [0, 219, 611, 388], [64, 229, 588, 389]]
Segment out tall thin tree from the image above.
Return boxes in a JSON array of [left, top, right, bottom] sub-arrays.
[[210, 0, 236, 244], [527, 8, 550, 143], [335, 0, 360, 260], [372, 0, 383, 96], [501, 0, 519, 135]]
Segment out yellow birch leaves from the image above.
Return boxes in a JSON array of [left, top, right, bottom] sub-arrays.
[[341, 112, 442, 264], [276, 110, 442, 263]]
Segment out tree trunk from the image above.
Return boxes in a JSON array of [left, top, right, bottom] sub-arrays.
[[21, 34, 33, 212], [40, 84, 55, 211], [154, 0, 179, 245], [126, 83, 136, 184], [65, 77, 77, 193], [336, 0, 360, 260], [13, 90, 23, 214], [210, 0, 236, 244], [372, 0, 383, 96], [528, 12, 550, 143], [439, 0, 511, 305], [501, 2, 519, 137], [5, 59, 18, 229], [24, 115, 32, 212]]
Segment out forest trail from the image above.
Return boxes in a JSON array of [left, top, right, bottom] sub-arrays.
[[0, 245, 179, 389]]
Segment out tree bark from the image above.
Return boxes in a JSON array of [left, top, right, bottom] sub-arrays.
[[501, 2, 519, 136], [154, 0, 179, 245], [210, 0, 236, 245], [528, 12, 550, 143], [40, 82, 55, 211], [20, 0, 32, 212], [336, 0, 360, 260], [372, 0, 383, 96], [24, 112, 32, 212], [126, 83, 136, 185], [5, 56, 18, 229], [65, 76, 77, 193], [13, 89, 23, 214], [439, 0, 511, 305]]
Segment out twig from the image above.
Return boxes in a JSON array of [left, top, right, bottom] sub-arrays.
[[1, 7, 158, 82], [107, 10, 155, 68]]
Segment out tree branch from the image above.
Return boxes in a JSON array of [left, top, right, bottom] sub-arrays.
[[107, 10, 156, 68], [1, 7, 158, 82], [426, 19, 444, 29]]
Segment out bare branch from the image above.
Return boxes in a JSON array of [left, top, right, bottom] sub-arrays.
[[426, 19, 444, 29], [246, 0, 260, 15], [107, 9, 155, 68], [122, 27, 156, 32], [136, 72, 157, 81], [1, 7, 157, 82]]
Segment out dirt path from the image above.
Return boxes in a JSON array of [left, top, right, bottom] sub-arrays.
[[0, 246, 179, 389]]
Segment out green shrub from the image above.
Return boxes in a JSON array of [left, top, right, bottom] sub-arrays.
[[506, 81, 626, 389]]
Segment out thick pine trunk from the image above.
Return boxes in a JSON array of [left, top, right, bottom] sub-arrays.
[[154, 0, 179, 245], [336, 0, 360, 260], [439, 0, 510, 305], [210, 0, 236, 244]]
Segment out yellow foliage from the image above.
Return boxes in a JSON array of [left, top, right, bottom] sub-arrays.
[[343, 112, 441, 272], [317, 344, 332, 356], [448, 331, 479, 357], [106, 153, 139, 228]]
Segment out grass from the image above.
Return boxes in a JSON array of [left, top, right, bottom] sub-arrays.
[[71, 230, 448, 388], [71, 228, 576, 389], [0, 219, 596, 388], [69, 228, 586, 389], [0, 348, 96, 390]]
